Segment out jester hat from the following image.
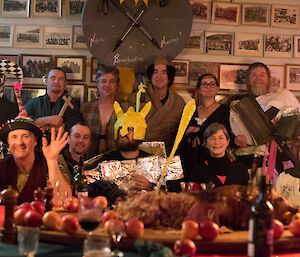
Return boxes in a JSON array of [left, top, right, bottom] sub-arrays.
[[114, 101, 152, 141], [0, 59, 43, 145]]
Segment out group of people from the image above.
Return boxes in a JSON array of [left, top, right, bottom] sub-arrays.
[[0, 57, 299, 207]]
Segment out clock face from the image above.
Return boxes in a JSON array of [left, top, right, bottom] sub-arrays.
[[82, 0, 192, 72]]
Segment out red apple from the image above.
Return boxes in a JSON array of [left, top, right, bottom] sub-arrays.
[[19, 202, 34, 211], [181, 220, 199, 240], [101, 210, 119, 224], [273, 219, 284, 239], [289, 219, 300, 237], [63, 197, 79, 212], [60, 214, 80, 235], [14, 208, 28, 225], [24, 210, 42, 227], [104, 219, 124, 235], [125, 219, 144, 239], [199, 220, 219, 241], [42, 211, 62, 230], [173, 239, 197, 256], [79, 196, 94, 208], [31, 201, 45, 214]]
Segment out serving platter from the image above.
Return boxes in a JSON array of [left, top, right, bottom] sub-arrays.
[[39, 226, 300, 254]]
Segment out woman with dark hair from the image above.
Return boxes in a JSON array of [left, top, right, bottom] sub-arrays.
[[190, 123, 249, 188], [179, 73, 232, 180]]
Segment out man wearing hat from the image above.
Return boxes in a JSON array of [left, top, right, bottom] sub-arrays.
[[0, 118, 72, 204]]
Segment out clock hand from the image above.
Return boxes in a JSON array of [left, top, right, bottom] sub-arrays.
[[113, 9, 145, 52], [111, 0, 161, 50]]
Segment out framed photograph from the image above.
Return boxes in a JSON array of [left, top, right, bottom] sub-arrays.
[[0, 25, 13, 47], [66, 0, 85, 18], [73, 26, 87, 49], [271, 4, 298, 29], [189, 61, 219, 86], [285, 64, 300, 91], [90, 57, 99, 83], [242, 3, 270, 26], [211, 2, 240, 26], [171, 60, 189, 84], [21, 87, 46, 105], [1, 0, 30, 17], [55, 55, 86, 81], [87, 87, 99, 102], [20, 54, 53, 85], [66, 84, 85, 107], [44, 25, 72, 49], [190, 0, 211, 23], [234, 33, 263, 57], [219, 63, 249, 90], [204, 31, 233, 56], [14, 25, 43, 48], [185, 31, 203, 52], [0, 55, 18, 64], [268, 65, 284, 92], [264, 34, 293, 58], [294, 35, 300, 58], [32, 0, 62, 17]]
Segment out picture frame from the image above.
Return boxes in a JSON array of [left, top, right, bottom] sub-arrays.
[[285, 64, 300, 91], [211, 2, 240, 26], [32, 0, 62, 17], [271, 4, 298, 29], [189, 61, 219, 86], [190, 0, 211, 23], [204, 31, 233, 56], [73, 25, 87, 49], [87, 87, 99, 102], [234, 32, 263, 57], [21, 87, 46, 105], [293, 35, 300, 58], [0, 25, 14, 47], [0, 55, 18, 64], [55, 55, 86, 82], [268, 65, 284, 92], [264, 34, 293, 58], [43, 25, 72, 49], [219, 63, 250, 90], [14, 25, 43, 48], [90, 57, 99, 82], [171, 60, 189, 84], [66, 0, 85, 18], [66, 84, 85, 107], [241, 3, 270, 26], [20, 54, 53, 85], [1, 0, 30, 17], [184, 31, 203, 52]]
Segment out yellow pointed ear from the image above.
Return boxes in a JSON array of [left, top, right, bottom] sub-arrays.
[[114, 101, 124, 119], [139, 102, 152, 118]]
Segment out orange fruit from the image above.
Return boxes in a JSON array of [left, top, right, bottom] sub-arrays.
[[93, 196, 108, 209], [42, 211, 61, 230]]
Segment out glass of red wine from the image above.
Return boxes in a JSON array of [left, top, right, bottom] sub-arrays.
[[77, 197, 102, 238]]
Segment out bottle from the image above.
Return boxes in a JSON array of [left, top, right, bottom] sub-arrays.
[[74, 156, 88, 200], [248, 175, 274, 257]]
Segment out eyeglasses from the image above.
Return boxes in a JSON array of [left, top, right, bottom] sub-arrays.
[[200, 82, 217, 88]]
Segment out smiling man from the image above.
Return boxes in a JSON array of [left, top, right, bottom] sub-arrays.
[[0, 117, 72, 204], [25, 67, 82, 134]]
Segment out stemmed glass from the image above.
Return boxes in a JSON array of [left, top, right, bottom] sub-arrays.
[[77, 198, 102, 238], [105, 219, 124, 257]]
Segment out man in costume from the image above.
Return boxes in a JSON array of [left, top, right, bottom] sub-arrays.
[[58, 122, 91, 183], [133, 56, 185, 154], [25, 67, 82, 133], [83, 66, 131, 158], [0, 118, 71, 204]]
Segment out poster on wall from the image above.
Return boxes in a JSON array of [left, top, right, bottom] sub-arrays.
[[219, 63, 249, 90]]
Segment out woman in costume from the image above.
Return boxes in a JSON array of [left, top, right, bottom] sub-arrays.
[[190, 123, 249, 188], [179, 73, 232, 180]]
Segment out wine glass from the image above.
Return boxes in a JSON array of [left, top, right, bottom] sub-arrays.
[[105, 219, 124, 257], [77, 198, 102, 238]]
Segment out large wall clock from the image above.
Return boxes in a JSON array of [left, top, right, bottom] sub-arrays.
[[82, 0, 192, 72]]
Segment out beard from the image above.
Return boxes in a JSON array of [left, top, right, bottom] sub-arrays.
[[117, 140, 140, 152], [250, 82, 269, 96]]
